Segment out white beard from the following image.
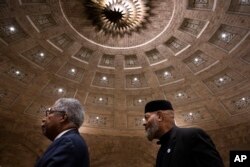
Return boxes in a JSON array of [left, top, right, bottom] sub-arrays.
[[146, 118, 159, 141]]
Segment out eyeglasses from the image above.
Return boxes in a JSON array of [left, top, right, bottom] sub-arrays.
[[45, 108, 66, 117]]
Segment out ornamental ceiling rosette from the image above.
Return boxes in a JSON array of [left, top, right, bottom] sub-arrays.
[[84, 0, 151, 36]]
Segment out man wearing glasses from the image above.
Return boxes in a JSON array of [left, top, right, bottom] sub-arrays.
[[35, 98, 90, 167]]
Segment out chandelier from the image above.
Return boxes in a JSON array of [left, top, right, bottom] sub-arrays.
[[84, 0, 151, 36]]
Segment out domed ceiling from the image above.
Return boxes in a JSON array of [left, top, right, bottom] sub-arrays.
[[0, 0, 250, 137], [0, 0, 250, 166]]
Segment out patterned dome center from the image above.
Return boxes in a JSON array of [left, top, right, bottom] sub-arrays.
[[85, 0, 151, 36]]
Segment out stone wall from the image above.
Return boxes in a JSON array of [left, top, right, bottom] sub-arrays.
[[208, 122, 250, 167]]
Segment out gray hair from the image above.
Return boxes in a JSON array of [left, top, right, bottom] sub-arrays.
[[53, 98, 85, 128]]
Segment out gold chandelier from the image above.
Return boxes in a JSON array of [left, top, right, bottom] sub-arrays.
[[84, 0, 151, 36]]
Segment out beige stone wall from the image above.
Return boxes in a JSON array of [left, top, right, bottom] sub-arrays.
[[84, 134, 158, 167], [208, 122, 250, 167]]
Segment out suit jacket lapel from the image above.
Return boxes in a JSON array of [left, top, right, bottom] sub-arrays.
[[35, 140, 59, 166], [162, 127, 178, 167]]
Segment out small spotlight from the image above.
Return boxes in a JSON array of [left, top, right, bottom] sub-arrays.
[[40, 52, 45, 57], [219, 78, 224, 82], [133, 77, 138, 81], [15, 70, 20, 75], [164, 71, 169, 76], [9, 26, 16, 32], [102, 76, 107, 81], [194, 58, 199, 62], [221, 33, 227, 39], [58, 88, 64, 93]]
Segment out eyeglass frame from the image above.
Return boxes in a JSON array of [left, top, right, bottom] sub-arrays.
[[44, 107, 66, 117]]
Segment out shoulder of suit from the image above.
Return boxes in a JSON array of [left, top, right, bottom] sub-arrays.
[[177, 127, 207, 138]]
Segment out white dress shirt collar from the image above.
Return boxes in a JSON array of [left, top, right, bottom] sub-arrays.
[[54, 128, 74, 141]]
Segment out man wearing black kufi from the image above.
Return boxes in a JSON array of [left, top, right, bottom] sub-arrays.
[[143, 100, 224, 167]]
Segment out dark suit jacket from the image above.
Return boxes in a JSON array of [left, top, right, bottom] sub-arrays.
[[35, 129, 89, 167], [156, 126, 224, 167]]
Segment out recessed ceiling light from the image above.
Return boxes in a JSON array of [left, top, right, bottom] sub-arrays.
[[9, 26, 15, 32], [194, 57, 199, 62], [102, 76, 107, 81], [164, 71, 169, 76], [219, 78, 224, 82], [15, 70, 20, 75], [58, 88, 64, 93], [221, 33, 227, 38], [133, 77, 138, 81], [178, 93, 182, 97], [40, 52, 45, 57]]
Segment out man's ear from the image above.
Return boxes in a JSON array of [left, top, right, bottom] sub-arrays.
[[169, 110, 175, 119], [156, 111, 164, 121], [59, 114, 68, 123]]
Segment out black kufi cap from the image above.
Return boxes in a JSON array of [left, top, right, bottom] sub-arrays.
[[145, 100, 173, 113]]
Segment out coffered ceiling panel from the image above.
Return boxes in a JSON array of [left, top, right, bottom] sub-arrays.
[[0, 18, 28, 44], [203, 67, 247, 94], [220, 90, 250, 116], [183, 50, 219, 75], [175, 106, 216, 126], [20, 45, 56, 68]]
